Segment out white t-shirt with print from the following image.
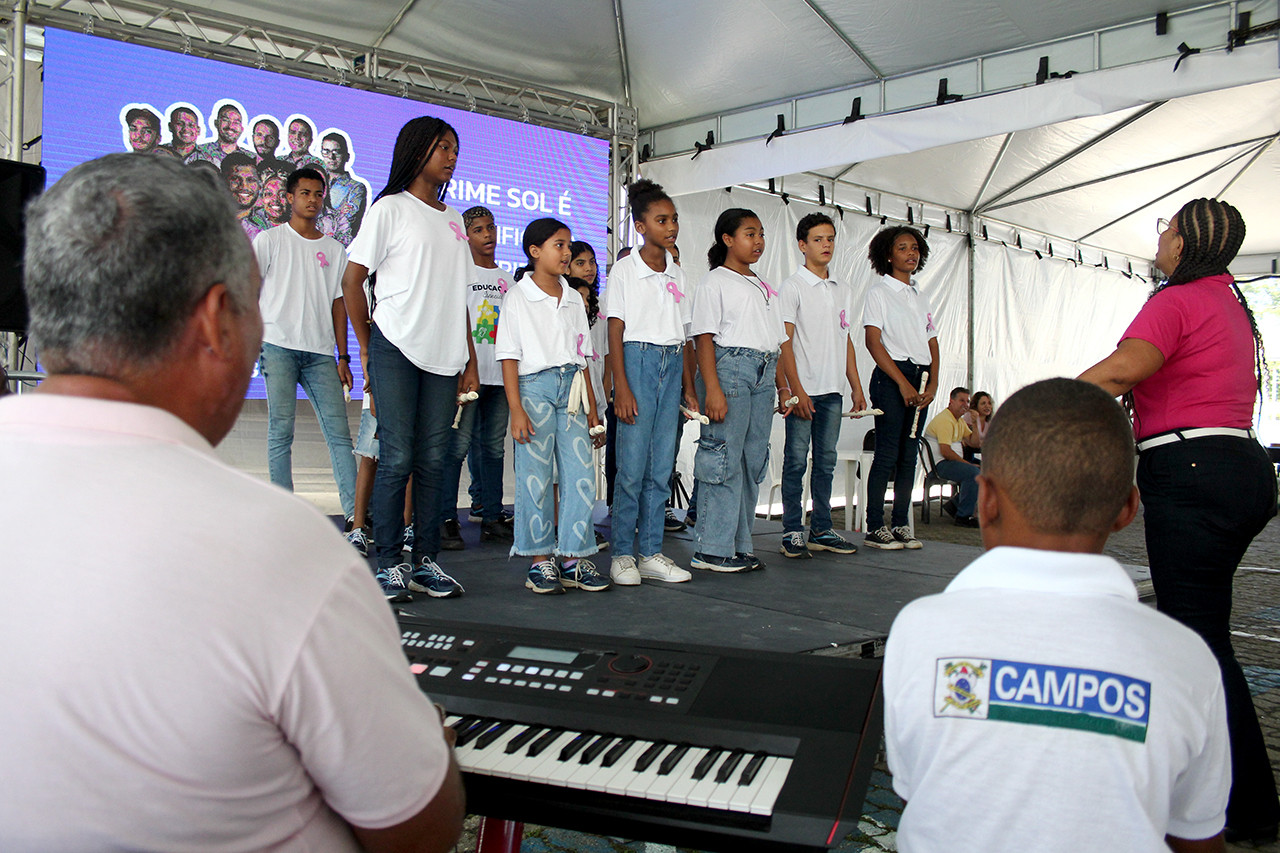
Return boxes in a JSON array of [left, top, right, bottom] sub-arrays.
[[468, 266, 511, 387], [495, 275, 594, 376], [779, 265, 856, 397], [255, 224, 349, 356], [689, 266, 788, 353], [346, 192, 476, 375]]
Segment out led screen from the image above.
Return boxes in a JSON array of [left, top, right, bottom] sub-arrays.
[[42, 28, 611, 398]]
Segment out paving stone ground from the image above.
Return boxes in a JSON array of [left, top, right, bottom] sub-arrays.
[[452, 507, 1280, 852]]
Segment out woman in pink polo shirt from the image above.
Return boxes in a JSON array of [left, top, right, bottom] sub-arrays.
[[1081, 197, 1277, 844]]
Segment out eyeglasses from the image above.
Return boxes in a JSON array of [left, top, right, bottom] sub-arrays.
[[1157, 217, 1173, 235]]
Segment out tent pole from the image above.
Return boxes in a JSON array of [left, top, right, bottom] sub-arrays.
[[5, 0, 24, 377], [1217, 133, 1280, 198], [967, 224, 976, 389], [611, 0, 633, 106], [971, 133, 1012, 210]]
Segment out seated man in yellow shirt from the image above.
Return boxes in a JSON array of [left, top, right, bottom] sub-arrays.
[[924, 386, 981, 527]]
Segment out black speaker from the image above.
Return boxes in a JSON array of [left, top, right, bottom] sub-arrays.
[[0, 159, 47, 333]]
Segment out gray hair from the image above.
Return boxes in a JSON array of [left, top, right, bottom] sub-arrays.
[[25, 153, 256, 376]]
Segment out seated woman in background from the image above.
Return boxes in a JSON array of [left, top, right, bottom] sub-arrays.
[[961, 391, 992, 462]]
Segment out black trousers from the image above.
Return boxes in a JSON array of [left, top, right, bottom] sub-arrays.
[[1139, 434, 1279, 832]]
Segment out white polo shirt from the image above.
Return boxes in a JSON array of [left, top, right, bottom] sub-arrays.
[[347, 192, 476, 375], [605, 250, 690, 345], [689, 266, 788, 353], [468, 266, 511, 387], [0, 394, 451, 851], [255, 224, 349, 356], [884, 547, 1229, 853], [495, 275, 594, 376], [779, 265, 856, 396], [861, 273, 936, 365]]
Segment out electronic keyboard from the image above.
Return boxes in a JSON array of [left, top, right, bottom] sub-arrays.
[[398, 615, 883, 853]]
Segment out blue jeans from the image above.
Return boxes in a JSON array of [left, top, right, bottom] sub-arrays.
[[613, 342, 683, 558], [259, 342, 356, 520], [1139, 436, 1279, 831], [934, 458, 979, 517], [465, 385, 511, 521], [782, 392, 842, 533], [366, 324, 457, 567], [867, 362, 929, 529], [694, 346, 777, 558], [512, 366, 598, 558]]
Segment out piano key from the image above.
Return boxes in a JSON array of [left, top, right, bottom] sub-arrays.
[[715, 750, 745, 783], [543, 733, 598, 784], [465, 725, 531, 774], [506, 730, 577, 782], [748, 756, 794, 815], [691, 748, 723, 781], [474, 721, 515, 750], [657, 743, 691, 775], [453, 717, 491, 747], [579, 735, 617, 765], [686, 758, 731, 808], [600, 737, 635, 768], [633, 740, 668, 773], [484, 728, 559, 779], [526, 727, 566, 758], [504, 725, 546, 754], [610, 742, 670, 797], [654, 747, 711, 804], [558, 732, 594, 762], [584, 740, 646, 793], [727, 756, 778, 812], [738, 752, 767, 786]]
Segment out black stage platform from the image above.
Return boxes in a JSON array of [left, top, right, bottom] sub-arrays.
[[381, 517, 1153, 658]]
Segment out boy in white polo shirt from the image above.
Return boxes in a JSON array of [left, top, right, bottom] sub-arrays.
[[777, 212, 866, 559], [861, 225, 939, 550], [253, 167, 357, 527], [884, 379, 1228, 853]]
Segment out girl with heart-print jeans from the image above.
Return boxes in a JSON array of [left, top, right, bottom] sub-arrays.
[[496, 217, 608, 594]]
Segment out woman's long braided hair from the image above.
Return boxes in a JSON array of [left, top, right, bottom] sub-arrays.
[[1157, 198, 1265, 400], [375, 116, 457, 203]]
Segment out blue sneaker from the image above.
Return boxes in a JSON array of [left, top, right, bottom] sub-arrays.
[[780, 531, 812, 559], [737, 552, 766, 572], [690, 552, 751, 573], [346, 527, 371, 557], [402, 523, 414, 553], [560, 559, 611, 592], [526, 560, 565, 594], [808, 529, 858, 554], [375, 564, 412, 602], [407, 558, 464, 598]]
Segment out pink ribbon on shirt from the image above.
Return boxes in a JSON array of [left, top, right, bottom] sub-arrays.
[[840, 309, 850, 330], [317, 251, 329, 268], [448, 222, 467, 242], [761, 279, 779, 299], [577, 333, 588, 359], [666, 280, 684, 302]]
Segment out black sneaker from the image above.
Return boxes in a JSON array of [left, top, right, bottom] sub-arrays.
[[664, 508, 687, 532], [684, 508, 697, 527], [780, 531, 812, 559], [594, 529, 609, 551], [808, 529, 858, 554], [892, 526, 923, 549], [864, 526, 905, 550], [690, 552, 751, 572], [480, 518, 513, 541], [954, 515, 980, 528], [467, 505, 484, 523], [440, 518, 465, 551], [737, 552, 766, 572]]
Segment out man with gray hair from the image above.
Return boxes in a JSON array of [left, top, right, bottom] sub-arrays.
[[0, 154, 463, 852], [884, 378, 1228, 853]]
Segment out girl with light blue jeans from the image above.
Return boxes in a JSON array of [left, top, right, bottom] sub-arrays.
[[495, 218, 607, 594], [689, 209, 789, 573]]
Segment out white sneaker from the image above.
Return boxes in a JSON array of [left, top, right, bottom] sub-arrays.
[[638, 553, 692, 583], [610, 555, 641, 586]]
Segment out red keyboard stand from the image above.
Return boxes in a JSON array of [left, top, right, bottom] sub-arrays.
[[476, 817, 523, 853]]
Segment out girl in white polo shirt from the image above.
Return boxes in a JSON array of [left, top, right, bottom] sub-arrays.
[[496, 218, 608, 595], [689, 208, 789, 573], [341, 116, 479, 602], [606, 179, 695, 586]]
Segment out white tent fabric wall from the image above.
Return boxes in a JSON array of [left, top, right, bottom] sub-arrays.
[[667, 190, 969, 516], [971, 242, 1152, 410]]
